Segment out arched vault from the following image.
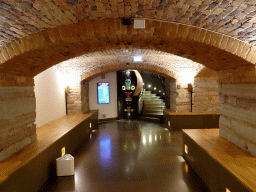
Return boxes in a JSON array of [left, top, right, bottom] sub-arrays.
[[0, 19, 255, 83]]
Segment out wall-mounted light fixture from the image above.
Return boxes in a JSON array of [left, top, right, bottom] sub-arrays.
[[90, 123, 92, 128], [133, 19, 145, 29]]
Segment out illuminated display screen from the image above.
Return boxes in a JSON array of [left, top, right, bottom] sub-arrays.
[[97, 82, 110, 104]]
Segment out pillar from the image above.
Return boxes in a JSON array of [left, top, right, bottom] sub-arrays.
[[0, 74, 36, 161]]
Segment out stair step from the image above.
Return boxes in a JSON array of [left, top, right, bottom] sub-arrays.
[[144, 100, 163, 104]]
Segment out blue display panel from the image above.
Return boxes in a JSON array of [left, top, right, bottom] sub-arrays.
[[97, 82, 110, 104]]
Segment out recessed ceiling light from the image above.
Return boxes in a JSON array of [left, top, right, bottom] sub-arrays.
[[133, 56, 142, 62]]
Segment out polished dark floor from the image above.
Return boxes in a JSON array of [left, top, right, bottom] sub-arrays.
[[39, 120, 209, 192]]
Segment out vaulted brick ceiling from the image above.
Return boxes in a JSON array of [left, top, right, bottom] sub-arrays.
[[0, 0, 256, 78], [56, 49, 204, 79], [0, 0, 256, 45]]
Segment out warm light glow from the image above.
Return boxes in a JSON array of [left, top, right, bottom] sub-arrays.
[[61, 147, 65, 156], [185, 144, 188, 154], [148, 84, 151, 88], [60, 73, 80, 87], [178, 72, 196, 84], [168, 121, 170, 126], [149, 135, 152, 143], [226, 188, 231, 192], [90, 123, 92, 128], [154, 87, 157, 90], [133, 56, 142, 62], [185, 163, 189, 174], [142, 136, 147, 145]]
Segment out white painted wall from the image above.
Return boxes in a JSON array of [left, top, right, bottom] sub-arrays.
[[34, 66, 66, 127], [89, 72, 117, 119]]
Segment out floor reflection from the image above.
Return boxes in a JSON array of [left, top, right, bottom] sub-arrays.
[[39, 120, 209, 192]]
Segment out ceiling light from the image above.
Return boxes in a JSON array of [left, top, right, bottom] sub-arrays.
[[133, 56, 142, 62]]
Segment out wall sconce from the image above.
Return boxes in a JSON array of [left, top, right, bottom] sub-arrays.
[[90, 123, 92, 129]]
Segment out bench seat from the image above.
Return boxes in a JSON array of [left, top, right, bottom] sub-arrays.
[[0, 110, 98, 192], [182, 129, 256, 192], [164, 109, 219, 130]]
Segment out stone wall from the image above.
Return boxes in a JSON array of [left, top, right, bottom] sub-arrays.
[[66, 78, 82, 115], [176, 82, 191, 112], [218, 65, 256, 157], [193, 68, 220, 113], [169, 81, 176, 112], [66, 78, 90, 115], [81, 81, 89, 113], [219, 83, 256, 157], [0, 75, 36, 161]]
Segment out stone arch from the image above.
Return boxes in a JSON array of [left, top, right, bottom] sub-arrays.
[[0, 18, 255, 84], [81, 62, 178, 82]]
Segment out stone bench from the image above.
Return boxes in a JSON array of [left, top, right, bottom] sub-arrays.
[[164, 109, 219, 130], [182, 129, 256, 192], [0, 110, 98, 192]]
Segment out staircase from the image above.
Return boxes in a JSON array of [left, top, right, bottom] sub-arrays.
[[140, 91, 166, 123]]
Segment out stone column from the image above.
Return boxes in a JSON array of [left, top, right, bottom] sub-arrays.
[[175, 79, 192, 112], [66, 76, 82, 115], [0, 74, 36, 161], [218, 66, 256, 156], [66, 77, 90, 114], [81, 81, 89, 113], [193, 68, 219, 113]]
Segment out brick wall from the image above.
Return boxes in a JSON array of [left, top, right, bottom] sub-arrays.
[[0, 75, 36, 161]]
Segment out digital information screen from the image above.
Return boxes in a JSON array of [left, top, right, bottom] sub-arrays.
[[97, 82, 110, 104]]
